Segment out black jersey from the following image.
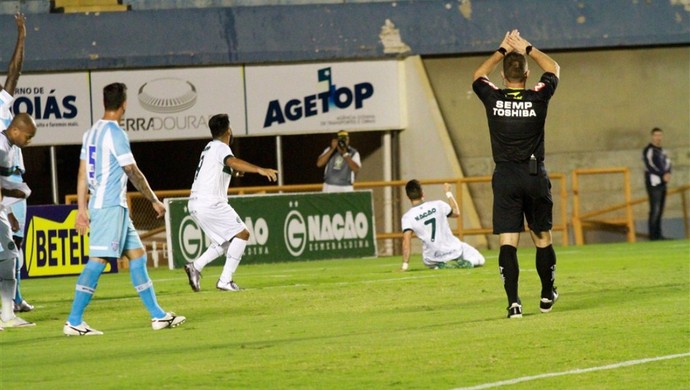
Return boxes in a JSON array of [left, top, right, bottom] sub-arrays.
[[472, 72, 558, 164]]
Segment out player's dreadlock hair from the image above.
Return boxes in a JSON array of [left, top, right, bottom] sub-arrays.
[[103, 82, 127, 111], [209, 114, 230, 138], [405, 179, 423, 201], [503, 52, 528, 83]]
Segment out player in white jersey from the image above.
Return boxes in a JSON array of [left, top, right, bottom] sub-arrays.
[[8, 147, 34, 312], [0, 13, 34, 330], [400, 180, 485, 271], [64, 83, 185, 336], [184, 114, 278, 292]]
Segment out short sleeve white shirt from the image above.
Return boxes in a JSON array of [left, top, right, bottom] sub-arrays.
[[190, 140, 233, 203], [401, 200, 463, 265]]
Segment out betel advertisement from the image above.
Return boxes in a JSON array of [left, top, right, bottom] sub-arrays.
[[165, 191, 377, 269], [89, 67, 246, 142], [22, 205, 117, 278], [245, 61, 403, 135]]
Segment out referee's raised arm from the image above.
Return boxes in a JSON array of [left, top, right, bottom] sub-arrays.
[[506, 31, 560, 78], [472, 30, 514, 81]]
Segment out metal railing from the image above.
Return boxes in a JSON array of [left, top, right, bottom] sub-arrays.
[[63, 170, 690, 262], [572, 167, 690, 244], [65, 174, 570, 250]]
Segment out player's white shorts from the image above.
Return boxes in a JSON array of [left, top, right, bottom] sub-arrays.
[[0, 212, 18, 261], [424, 241, 485, 268], [89, 206, 143, 258], [188, 199, 246, 245], [322, 183, 354, 193]]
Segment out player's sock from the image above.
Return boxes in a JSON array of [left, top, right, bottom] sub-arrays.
[[14, 249, 24, 304], [193, 242, 229, 272], [130, 256, 166, 319], [536, 245, 557, 298], [219, 238, 247, 283], [498, 245, 520, 305], [1, 258, 18, 322], [67, 260, 106, 325]]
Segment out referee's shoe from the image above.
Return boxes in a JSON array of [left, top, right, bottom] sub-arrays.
[[539, 288, 559, 313], [507, 302, 523, 319]]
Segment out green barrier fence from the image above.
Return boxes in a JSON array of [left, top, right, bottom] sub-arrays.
[[165, 191, 377, 268]]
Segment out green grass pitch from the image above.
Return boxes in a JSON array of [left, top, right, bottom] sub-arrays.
[[1, 240, 688, 389]]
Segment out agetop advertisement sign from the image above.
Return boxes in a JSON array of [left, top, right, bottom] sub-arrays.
[[90, 67, 246, 142], [11, 72, 91, 146], [11, 61, 403, 145], [245, 61, 403, 135], [165, 191, 377, 268]]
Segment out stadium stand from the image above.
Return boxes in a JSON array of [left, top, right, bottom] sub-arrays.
[[122, 0, 429, 11], [51, 0, 129, 13], [0, 0, 440, 15], [0, 0, 50, 14]]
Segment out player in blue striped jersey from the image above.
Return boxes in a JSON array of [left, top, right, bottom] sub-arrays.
[[64, 82, 185, 336]]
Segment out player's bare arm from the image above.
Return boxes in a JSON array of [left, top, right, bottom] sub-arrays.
[[444, 183, 460, 218], [3, 13, 27, 95], [226, 156, 278, 182], [400, 230, 413, 271], [0, 188, 28, 199], [122, 163, 165, 218], [8, 212, 19, 232], [75, 159, 90, 234]]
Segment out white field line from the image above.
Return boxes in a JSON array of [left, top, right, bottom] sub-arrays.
[[452, 352, 690, 390]]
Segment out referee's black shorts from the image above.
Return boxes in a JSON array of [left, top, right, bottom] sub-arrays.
[[492, 162, 553, 234]]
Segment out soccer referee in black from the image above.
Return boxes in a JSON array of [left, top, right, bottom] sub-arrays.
[[472, 30, 560, 319]]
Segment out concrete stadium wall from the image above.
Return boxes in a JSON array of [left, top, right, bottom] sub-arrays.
[[1, 0, 688, 245], [423, 46, 690, 243]]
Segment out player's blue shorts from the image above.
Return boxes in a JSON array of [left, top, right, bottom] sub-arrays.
[[88, 206, 143, 258]]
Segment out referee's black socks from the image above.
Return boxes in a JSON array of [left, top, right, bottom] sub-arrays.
[[536, 245, 557, 299], [499, 245, 520, 305]]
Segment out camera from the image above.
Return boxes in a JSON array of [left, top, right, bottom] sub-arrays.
[[337, 136, 347, 149]]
